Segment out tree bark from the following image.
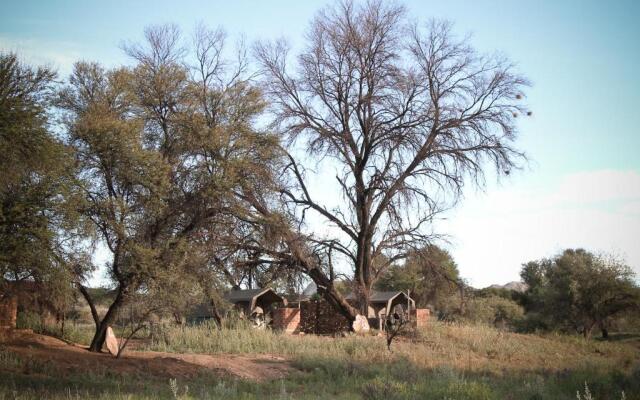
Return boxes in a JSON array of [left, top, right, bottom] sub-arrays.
[[307, 267, 358, 323], [88, 286, 127, 352], [78, 284, 100, 330], [583, 322, 595, 340], [209, 298, 222, 327]]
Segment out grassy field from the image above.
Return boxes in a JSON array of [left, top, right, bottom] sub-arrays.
[[1, 321, 639, 399]]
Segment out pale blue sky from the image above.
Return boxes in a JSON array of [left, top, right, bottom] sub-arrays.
[[2, 0, 639, 286]]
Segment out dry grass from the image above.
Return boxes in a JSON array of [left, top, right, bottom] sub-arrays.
[[2, 321, 639, 399], [143, 321, 639, 375]]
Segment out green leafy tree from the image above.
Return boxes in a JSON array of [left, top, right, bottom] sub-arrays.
[[1, 53, 85, 314], [376, 245, 463, 315], [58, 25, 283, 351], [521, 249, 640, 338], [463, 295, 524, 330]]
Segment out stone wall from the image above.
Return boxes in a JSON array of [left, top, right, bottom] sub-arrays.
[[272, 307, 300, 333], [0, 295, 17, 329]]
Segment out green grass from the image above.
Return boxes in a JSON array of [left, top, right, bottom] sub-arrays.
[[1, 321, 639, 399]]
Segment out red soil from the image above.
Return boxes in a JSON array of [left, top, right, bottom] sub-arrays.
[[0, 328, 293, 381]]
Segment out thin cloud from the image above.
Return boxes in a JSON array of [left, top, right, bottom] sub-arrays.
[[442, 169, 640, 287]]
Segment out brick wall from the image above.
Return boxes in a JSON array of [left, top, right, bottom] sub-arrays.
[[272, 308, 300, 333], [0, 295, 17, 329], [410, 308, 430, 328]]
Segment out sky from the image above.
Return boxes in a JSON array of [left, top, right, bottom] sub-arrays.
[[2, 0, 639, 288]]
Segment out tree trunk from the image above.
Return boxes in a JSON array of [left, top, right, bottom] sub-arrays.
[[247, 197, 359, 324], [209, 298, 222, 327], [78, 284, 100, 330], [307, 267, 358, 323], [601, 327, 609, 339], [354, 228, 374, 316], [88, 287, 126, 352], [356, 283, 371, 317], [583, 322, 595, 340]]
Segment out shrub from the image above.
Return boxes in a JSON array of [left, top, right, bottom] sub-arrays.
[[463, 295, 525, 330]]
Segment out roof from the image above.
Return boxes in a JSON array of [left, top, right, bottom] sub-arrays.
[[225, 288, 271, 302], [370, 291, 409, 303], [345, 290, 411, 303], [225, 287, 286, 308]]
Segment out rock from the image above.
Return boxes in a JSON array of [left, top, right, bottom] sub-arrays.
[[352, 314, 370, 334], [105, 326, 119, 357]]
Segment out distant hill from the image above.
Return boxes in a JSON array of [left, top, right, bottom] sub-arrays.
[[486, 281, 528, 293]]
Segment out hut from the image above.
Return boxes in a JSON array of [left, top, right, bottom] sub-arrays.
[[281, 283, 425, 333], [346, 290, 416, 330], [225, 288, 286, 327]]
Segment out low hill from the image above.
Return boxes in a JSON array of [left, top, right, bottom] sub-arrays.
[[486, 281, 528, 292]]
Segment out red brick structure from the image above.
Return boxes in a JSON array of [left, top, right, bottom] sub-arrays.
[[272, 307, 300, 333], [410, 308, 430, 328], [0, 295, 17, 329]]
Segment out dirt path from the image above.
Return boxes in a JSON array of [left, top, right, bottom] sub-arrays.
[[0, 329, 294, 381]]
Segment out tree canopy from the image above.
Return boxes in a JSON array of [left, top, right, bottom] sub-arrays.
[[255, 0, 530, 315], [3, 0, 536, 346], [0, 53, 84, 311], [376, 245, 462, 312], [57, 24, 287, 351], [521, 249, 640, 338]]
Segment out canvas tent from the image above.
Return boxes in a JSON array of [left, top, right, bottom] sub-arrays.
[[345, 290, 415, 319], [225, 288, 286, 317]]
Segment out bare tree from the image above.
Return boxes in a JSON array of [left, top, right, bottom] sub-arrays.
[[255, 0, 529, 318]]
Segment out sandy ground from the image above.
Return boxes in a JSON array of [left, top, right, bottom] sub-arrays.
[[0, 329, 294, 381]]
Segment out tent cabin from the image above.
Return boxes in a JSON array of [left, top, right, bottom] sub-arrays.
[[346, 290, 417, 330], [299, 283, 416, 319], [225, 288, 286, 321], [187, 302, 217, 324], [295, 283, 419, 331], [346, 290, 415, 322]]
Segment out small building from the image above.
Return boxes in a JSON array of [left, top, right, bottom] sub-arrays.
[[187, 302, 218, 324], [346, 291, 416, 329], [226, 288, 286, 326], [272, 283, 429, 334]]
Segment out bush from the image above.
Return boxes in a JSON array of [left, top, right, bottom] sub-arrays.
[[463, 295, 524, 330]]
